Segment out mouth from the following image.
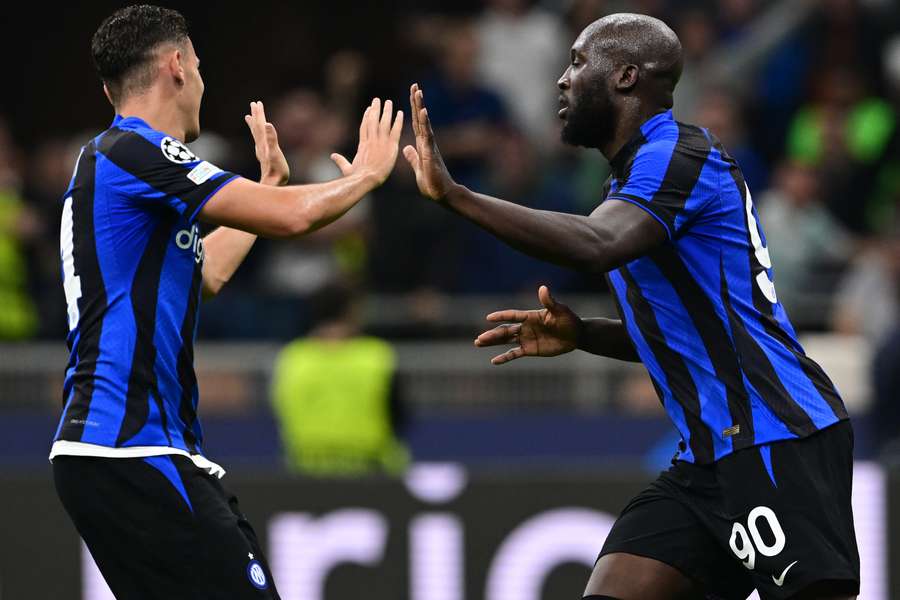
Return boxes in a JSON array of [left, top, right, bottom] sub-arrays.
[[558, 96, 568, 119]]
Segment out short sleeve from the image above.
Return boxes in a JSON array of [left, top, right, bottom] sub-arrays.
[[97, 128, 239, 222], [605, 140, 712, 239]]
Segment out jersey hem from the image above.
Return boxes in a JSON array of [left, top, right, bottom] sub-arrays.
[[48, 440, 226, 478], [674, 417, 850, 465]]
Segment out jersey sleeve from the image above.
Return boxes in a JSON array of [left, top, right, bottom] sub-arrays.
[[97, 128, 240, 222], [605, 141, 710, 239]]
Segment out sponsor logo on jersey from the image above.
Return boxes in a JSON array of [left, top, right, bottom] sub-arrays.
[[175, 224, 204, 264]]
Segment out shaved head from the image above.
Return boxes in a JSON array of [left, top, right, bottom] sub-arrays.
[[580, 13, 683, 108], [557, 13, 683, 152]]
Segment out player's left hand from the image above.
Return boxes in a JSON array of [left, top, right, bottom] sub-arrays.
[[245, 100, 290, 186], [474, 285, 581, 365], [403, 83, 455, 201]]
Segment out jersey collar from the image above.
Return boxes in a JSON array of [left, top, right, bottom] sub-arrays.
[[110, 114, 153, 131], [609, 110, 674, 177]]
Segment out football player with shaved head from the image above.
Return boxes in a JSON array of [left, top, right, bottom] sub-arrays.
[[406, 13, 859, 600]]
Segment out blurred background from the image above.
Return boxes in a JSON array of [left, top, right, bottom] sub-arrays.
[[1, 0, 900, 598]]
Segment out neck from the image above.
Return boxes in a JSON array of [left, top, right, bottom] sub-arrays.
[[116, 89, 187, 141], [311, 321, 358, 340], [600, 100, 666, 161]]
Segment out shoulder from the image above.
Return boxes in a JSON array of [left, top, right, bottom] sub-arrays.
[[96, 124, 203, 185]]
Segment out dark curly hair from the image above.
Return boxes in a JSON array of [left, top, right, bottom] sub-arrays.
[[91, 5, 189, 105]]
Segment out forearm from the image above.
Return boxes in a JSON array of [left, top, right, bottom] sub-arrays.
[[199, 171, 379, 240], [200, 174, 283, 297], [290, 171, 378, 235], [201, 227, 257, 298], [577, 317, 641, 362], [441, 184, 614, 272]]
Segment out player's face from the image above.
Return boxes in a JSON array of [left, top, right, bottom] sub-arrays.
[[557, 35, 616, 149], [179, 39, 204, 143]]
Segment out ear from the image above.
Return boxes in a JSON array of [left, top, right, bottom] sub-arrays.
[[102, 83, 115, 107], [616, 64, 639, 92], [167, 48, 186, 88]]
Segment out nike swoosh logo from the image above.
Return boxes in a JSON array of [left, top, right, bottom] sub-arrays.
[[772, 560, 799, 587]]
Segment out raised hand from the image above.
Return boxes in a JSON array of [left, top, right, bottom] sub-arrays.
[[403, 83, 455, 201], [331, 98, 403, 186], [244, 101, 290, 186], [474, 286, 582, 365]]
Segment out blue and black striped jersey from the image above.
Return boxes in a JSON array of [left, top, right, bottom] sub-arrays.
[[53, 115, 239, 457], [604, 110, 848, 464]]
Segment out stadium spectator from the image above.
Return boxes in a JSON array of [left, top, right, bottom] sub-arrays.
[[456, 129, 584, 294], [787, 64, 897, 232], [831, 237, 900, 345], [475, 0, 568, 145], [21, 137, 76, 338], [245, 89, 371, 339], [418, 19, 509, 190], [270, 280, 409, 475], [694, 87, 769, 192], [757, 160, 853, 316]]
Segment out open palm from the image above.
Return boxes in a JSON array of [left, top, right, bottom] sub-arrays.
[[403, 83, 455, 201]]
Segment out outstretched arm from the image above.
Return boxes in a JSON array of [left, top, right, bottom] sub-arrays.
[[474, 286, 640, 364], [404, 84, 665, 273], [202, 101, 289, 298], [199, 97, 402, 239]]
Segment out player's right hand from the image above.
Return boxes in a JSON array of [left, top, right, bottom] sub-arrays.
[[474, 286, 582, 365], [331, 98, 403, 186]]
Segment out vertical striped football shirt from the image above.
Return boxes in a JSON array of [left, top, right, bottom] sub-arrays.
[[603, 110, 848, 464], [50, 115, 240, 474]]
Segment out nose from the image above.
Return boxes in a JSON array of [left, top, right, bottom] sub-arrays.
[[557, 69, 570, 90]]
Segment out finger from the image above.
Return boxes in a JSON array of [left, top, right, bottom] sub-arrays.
[[474, 323, 521, 347], [256, 100, 268, 124], [330, 153, 353, 175], [359, 106, 370, 143], [369, 98, 381, 140], [410, 84, 420, 138], [414, 90, 426, 137], [391, 109, 404, 140], [380, 99, 393, 134], [538, 285, 557, 311], [265, 122, 278, 142], [485, 309, 530, 323], [249, 102, 265, 141], [421, 107, 436, 144], [492, 347, 525, 365], [402, 145, 419, 168]]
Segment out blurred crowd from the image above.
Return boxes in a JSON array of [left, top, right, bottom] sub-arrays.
[[4, 0, 900, 414]]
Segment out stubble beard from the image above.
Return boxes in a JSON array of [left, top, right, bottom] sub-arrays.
[[560, 82, 616, 150]]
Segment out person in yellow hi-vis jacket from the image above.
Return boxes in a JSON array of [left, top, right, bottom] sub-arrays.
[[270, 281, 409, 475]]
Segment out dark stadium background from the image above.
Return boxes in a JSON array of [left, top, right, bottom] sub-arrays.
[[2, 1, 900, 598]]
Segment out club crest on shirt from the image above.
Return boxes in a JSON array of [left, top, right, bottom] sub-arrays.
[[247, 559, 268, 589], [160, 136, 198, 164]]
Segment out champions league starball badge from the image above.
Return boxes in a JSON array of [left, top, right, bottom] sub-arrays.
[[160, 136, 198, 164]]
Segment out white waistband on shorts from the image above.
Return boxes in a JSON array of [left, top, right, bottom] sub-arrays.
[[49, 440, 226, 478]]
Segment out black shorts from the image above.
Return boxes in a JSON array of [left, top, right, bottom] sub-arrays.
[[53, 455, 280, 600], [600, 420, 859, 599]]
